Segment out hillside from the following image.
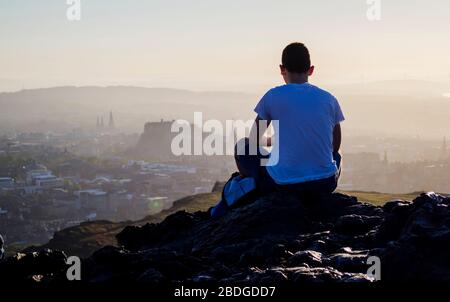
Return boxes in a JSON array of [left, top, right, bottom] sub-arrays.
[[22, 190, 419, 258], [25, 192, 221, 258], [0, 86, 255, 132], [2, 190, 450, 285]]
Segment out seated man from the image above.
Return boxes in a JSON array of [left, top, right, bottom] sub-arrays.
[[235, 42, 344, 195]]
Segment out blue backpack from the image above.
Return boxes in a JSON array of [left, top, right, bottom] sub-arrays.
[[210, 172, 258, 218]]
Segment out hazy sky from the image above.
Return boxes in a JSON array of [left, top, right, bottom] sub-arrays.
[[1, 0, 450, 92]]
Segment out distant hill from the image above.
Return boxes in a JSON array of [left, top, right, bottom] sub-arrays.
[[330, 79, 450, 98], [2, 82, 450, 138], [0, 86, 256, 133], [21, 189, 419, 258]]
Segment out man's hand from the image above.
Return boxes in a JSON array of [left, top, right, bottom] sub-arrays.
[[250, 116, 272, 147]]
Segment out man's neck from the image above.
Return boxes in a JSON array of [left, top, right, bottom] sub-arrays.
[[287, 73, 309, 84]]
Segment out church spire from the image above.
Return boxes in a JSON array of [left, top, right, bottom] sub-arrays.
[[109, 111, 115, 129], [383, 150, 388, 165]]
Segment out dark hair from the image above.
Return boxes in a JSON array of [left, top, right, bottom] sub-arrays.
[[281, 42, 311, 73]]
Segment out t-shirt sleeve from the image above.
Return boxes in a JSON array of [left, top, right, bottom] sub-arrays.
[[254, 90, 272, 120], [333, 97, 345, 125]]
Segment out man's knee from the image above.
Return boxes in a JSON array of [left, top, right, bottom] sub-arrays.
[[235, 137, 264, 179], [234, 138, 250, 160]]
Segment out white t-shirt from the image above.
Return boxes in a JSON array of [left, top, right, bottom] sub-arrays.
[[254, 83, 345, 185]]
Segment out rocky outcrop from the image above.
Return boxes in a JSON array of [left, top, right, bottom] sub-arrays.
[[1, 191, 450, 285], [22, 192, 221, 258]]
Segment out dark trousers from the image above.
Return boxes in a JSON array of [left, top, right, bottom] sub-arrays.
[[234, 139, 341, 195]]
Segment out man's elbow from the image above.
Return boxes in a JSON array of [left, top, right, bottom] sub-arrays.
[[333, 144, 340, 154], [333, 124, 342, 153], [333, 140, 340, 153]]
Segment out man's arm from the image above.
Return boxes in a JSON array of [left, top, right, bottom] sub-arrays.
[[250, 116, 272, 147], [333, 123, 342, 153]]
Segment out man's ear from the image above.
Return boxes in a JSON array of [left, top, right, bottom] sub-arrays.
[[280, 65, 287, 76], [308, 66, 315, 76]]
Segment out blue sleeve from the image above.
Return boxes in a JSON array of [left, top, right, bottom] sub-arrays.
[[333, 97, 345, 125], [254, 90, 272, 120]]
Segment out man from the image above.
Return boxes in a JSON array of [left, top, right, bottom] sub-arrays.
[[235, 42, 344, 194]]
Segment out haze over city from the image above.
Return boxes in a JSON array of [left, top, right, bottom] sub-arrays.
[[0, 0, 450, 142]]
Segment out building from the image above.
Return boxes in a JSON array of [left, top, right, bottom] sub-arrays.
[[0, 177, 14, 189], [96, 111, 116, 132], [134, 119, 177, 161], [25, 163, 49, 184], [75, 189, 108, 212], [34, 174, 64, 189], [24, 163, 63, 189], [108, 111, 115, 129]]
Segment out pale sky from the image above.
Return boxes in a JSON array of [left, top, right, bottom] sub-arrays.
[[1, 0, 450, 92]]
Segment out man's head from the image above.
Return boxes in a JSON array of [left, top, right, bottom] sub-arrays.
[[280, 42, 314, 84]]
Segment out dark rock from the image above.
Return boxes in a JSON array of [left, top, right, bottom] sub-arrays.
[[334, 214, 383, 235], [382, 199, 412, 213], [344, 203, 384, 217], [379, 193, 450, 281], [336, 246, 368, 254], [239, 242, 291, 266], [191, 274, 216, 283], [2, 191, 450, 285], [341, 273, 374, 283], [245, 267, 289, 283], [291, 266, 344, 283], [117, 210, 205, 251], [307, 239, 328, 253], [137, 268, 165, 283], [288, 250, 323, 267], [0, 249, 68, 283], [324, 253, 369, 273], [259, 268, 289, 283]]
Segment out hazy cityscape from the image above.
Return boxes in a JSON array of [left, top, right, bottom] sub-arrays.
[[0, 112, 237, 248], [1, 103, 450, 249]]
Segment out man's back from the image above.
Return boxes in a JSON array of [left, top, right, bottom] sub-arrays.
[[255, 82, 344, 184]]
